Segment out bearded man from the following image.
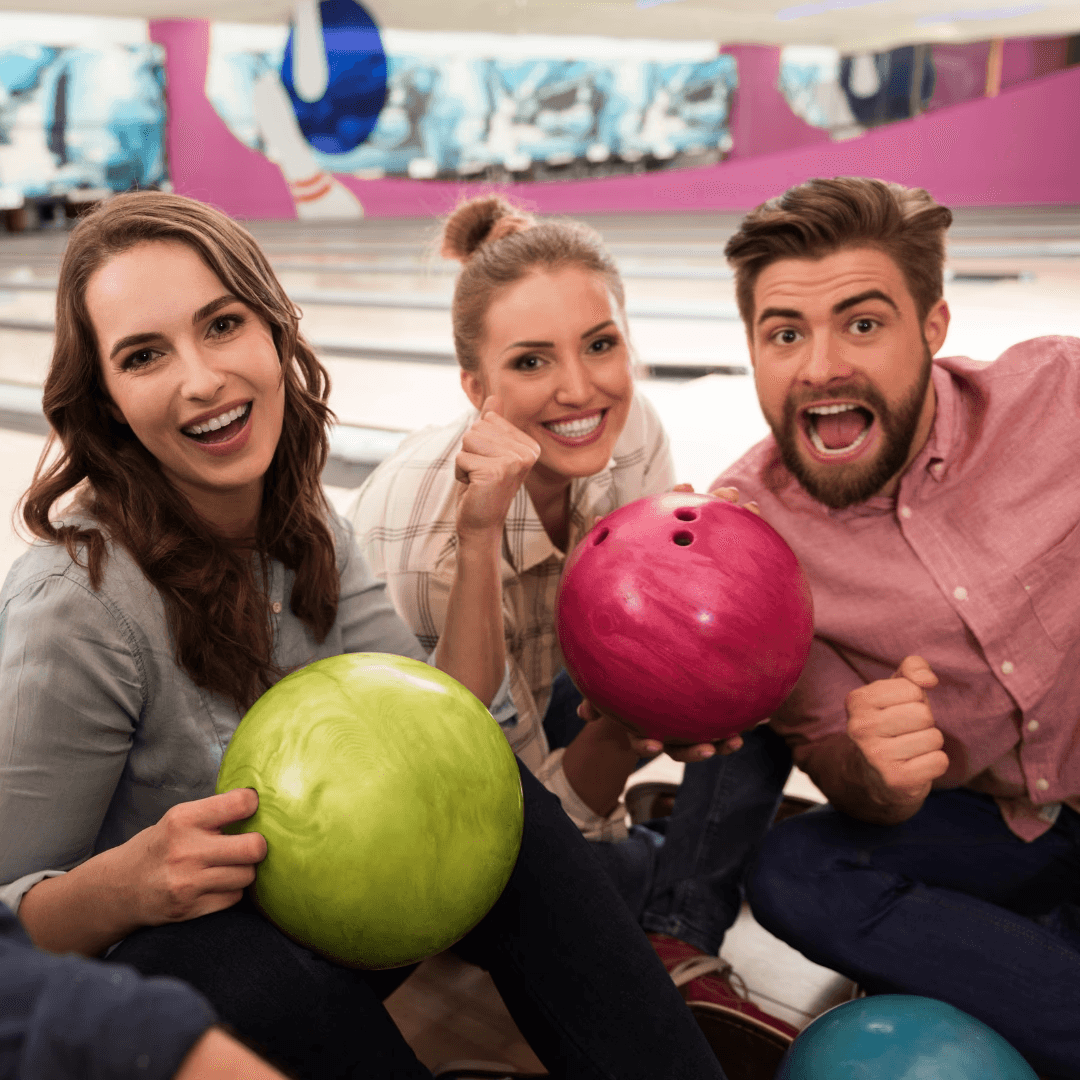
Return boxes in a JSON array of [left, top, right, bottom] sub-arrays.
[[713, 177, 1080, 1080]]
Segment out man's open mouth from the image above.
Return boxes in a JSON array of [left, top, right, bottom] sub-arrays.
[[182, 402, 252, 444], [801, 402, 875, 457]]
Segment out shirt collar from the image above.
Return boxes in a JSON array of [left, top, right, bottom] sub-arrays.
[[502, 458, 619, 575]]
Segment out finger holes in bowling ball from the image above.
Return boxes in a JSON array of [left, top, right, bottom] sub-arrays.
[[594, 527, 610, 545], [672, 530, 694, 547], [674, 508, 698, 521]]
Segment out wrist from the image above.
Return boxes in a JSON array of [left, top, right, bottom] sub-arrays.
[[454, 526, 504, 559]]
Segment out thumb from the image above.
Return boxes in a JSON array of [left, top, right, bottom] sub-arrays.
[[481, 394, 503, 419], [892, 654, 938, 690]]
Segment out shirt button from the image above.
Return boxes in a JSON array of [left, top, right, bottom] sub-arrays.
[[272, 601, 282, 614], [1036, 778, 1050, 792], [1027, 719, 1039, 732], [953, 586, 968, 601], [1001, 661, 1014, 675], [899, 506, 913, 519]]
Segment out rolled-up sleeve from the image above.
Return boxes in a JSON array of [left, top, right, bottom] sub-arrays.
[[0, 573, 143, 912], [0, 902, 217, 1080]]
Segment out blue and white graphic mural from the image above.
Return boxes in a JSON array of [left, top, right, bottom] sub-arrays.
[[206, 15, 737, 214], [0, 41, 166, 202]]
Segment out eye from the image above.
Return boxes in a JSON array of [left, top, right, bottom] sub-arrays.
[[587, 335, 617, 354], [850, 317, 878, 336], [208, 313, 244, 337], [513, 353, 544, 371], [771, 327, 801, 346], [122, 348, 161, 371]]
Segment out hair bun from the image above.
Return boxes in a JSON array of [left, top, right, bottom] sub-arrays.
[[440, 195, 535, 263]]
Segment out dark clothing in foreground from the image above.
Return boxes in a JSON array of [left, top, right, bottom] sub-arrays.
[[0, 902, 215, 1080]]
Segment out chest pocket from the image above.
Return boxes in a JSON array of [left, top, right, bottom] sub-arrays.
[[1019, 519, 1080, 652]]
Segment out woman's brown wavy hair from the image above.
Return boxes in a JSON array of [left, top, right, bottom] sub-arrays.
[[21, 191, 339, 713]]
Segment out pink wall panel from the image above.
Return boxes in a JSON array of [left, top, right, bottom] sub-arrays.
[[149, 20, 1080, 219], [150, 19, 296, 219]]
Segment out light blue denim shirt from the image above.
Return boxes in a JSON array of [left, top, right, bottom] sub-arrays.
[[0, 511, 447, 912]]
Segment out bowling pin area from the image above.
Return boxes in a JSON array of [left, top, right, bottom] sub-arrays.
[[2, 205, 1078, 1071]]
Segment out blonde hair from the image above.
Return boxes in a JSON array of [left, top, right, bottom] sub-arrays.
[[440, 195, 626, 372]]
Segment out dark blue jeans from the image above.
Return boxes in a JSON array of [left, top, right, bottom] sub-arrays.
[[747, 788, 1080, 1080], [544, 670, 792, 957], [109, 760, 727, 1080]]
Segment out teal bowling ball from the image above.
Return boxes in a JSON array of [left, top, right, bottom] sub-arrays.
[[215, 653, 524, 969], [776, 995, 1038, 1079]]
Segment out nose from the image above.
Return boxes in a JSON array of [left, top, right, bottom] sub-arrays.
[[797, 328, 853, 390], [177, 343, 227, 402], [553, 354, 591, 406]]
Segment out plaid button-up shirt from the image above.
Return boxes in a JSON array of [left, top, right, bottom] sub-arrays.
[[349, 392, 675, 839]]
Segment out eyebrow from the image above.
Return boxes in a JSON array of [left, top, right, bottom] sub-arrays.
[[108, 294, 241, 360], [756, 290, 899, 328], [832, 289, 899, 315], [501, 320, 616, 354]]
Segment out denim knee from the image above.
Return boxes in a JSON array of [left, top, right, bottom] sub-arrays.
[[745, 809, 840, 946]]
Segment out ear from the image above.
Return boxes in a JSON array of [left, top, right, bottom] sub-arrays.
[[922, 298, 950, 357], [105, 400, 128, 426], [744, 325, 757, 370], [460, 367, 486, 411]]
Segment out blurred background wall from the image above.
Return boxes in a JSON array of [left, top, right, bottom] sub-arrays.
[[1, 4, 1078, 221]]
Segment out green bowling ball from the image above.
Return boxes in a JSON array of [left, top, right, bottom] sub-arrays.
[[215, 652, 524, 969]]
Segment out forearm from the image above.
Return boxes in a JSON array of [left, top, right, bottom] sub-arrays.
[[562, 716, 641, 817], [18, 846, 142, 957], [436, 532, 505, 708], [795, 732, 927, 826]]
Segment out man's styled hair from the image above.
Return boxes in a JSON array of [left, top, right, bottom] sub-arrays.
[[725, 177, 953, 327]]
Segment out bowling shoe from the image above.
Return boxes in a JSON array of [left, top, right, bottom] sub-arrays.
[[649, 933, 799, 1037]]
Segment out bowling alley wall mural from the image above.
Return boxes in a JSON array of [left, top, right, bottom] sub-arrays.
[[0, 5, 1078, 215], [0, 38, 166, 202]]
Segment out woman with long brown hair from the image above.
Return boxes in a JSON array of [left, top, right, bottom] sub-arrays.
[[0, 192, 728, 1080]]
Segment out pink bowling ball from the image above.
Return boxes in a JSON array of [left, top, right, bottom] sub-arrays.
[[556, 492, 814, 744]]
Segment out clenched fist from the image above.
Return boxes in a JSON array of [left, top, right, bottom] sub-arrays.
[[455, 395, 541, 540], [846, 655, 949, 810]]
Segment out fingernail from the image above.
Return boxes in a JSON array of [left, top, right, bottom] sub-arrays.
[[699, 747, 715, 759]]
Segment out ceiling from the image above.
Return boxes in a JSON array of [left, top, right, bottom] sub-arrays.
[[0, 0, 1078, 53]]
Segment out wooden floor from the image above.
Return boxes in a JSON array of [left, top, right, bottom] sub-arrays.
[[384, 951, 546, 1074]]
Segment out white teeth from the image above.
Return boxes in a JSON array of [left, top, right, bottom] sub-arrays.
[[806, 402, 861, 415], [183, 403, 249, 436], [545, 413, 603, 438]]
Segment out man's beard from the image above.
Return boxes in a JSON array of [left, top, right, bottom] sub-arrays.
[[767, 346, 933, 511]]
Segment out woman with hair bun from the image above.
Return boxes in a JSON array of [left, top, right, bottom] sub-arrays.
[[0, 191, 731, 1079], [350, 195, 799, 1046]]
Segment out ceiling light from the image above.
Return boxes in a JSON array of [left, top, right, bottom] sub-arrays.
[[777, 0, 891, 20], [916, 4, 1045, 24]]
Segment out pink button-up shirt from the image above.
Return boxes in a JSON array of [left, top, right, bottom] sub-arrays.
[[715, 336, 1080, 840]]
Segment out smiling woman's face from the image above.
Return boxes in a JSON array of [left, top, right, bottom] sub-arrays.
[[462, 265, 634, 484], [87, 240, 285, 525]]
